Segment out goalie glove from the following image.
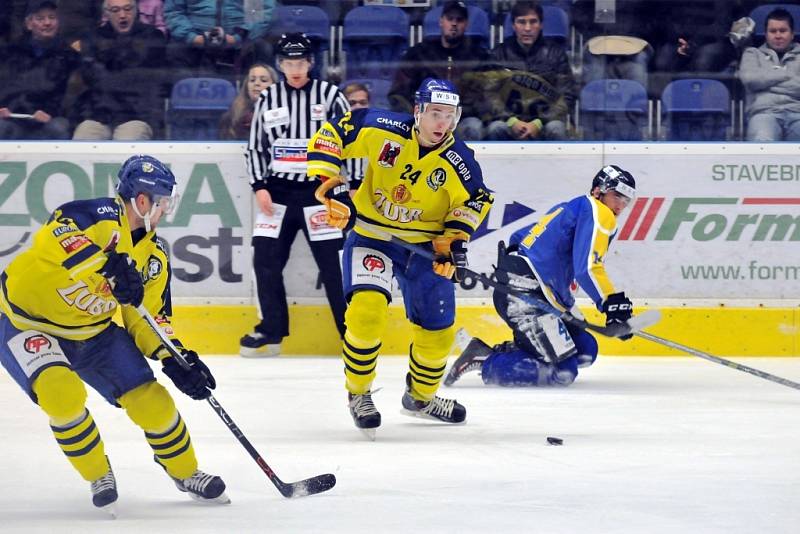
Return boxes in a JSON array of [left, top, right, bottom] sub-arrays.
[[432, 236, 469, 282], [602, 291, 634, 340], [314, 177, 355, 231]]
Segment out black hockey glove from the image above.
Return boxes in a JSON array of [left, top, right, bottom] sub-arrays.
[[162, 350, 216, 400], [602, 292, 634, 340], [99, 251, 144, 307], [449, 239, 469, 282]]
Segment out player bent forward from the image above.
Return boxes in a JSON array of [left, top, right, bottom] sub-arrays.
[[0, 155, 226, 514], [445, 165, 637, 387], [307, 78, 494, 436]]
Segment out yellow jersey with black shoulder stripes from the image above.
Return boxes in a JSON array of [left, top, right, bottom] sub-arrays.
[[0, 196, 181, 359], [307, 108, 493, 243]]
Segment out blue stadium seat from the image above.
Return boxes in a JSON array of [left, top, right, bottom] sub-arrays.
[[750, 4, 800, 43], [503, 5, 569, 41], [422, 6, 491, 48], [579, 79, 649, 141], [660, 79, 731, 141], [343, 6, 410, 81], [167, 78, 237, 140], [268, 5, 331, 77], [342, 79, 392, 110]]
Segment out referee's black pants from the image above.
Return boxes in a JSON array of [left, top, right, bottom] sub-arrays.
[[252, 181, 347, 341]]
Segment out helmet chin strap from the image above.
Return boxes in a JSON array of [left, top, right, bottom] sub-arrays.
[[129, 196, 156, 233]]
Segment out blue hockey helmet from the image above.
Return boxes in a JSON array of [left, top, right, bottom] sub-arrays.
[[116, 155, 178, 230], [414, 78, 462, 132], [591, 165, 636, 200]]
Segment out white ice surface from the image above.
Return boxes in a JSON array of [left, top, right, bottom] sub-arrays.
[[1, 355, 798, 534]]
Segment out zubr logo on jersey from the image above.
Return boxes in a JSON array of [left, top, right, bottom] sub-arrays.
[[618, 197, 800, 242], [56, 280, 117, 315], [24, 334, 52, 354], [362, 254, 386, 273], [373, 189, 422, 223]]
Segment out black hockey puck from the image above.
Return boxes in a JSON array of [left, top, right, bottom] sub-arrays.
[[546, 436, 564, 446]]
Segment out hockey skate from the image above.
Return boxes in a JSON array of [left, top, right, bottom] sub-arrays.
[[444, 337, 493, 386], [239, 331, 281, 358], [90, 464, 118, 517], [348, 391, 381, 441], [401, 376, 466, 424], [172, 469, 231, 504]]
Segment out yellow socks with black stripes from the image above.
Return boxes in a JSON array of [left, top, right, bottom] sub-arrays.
[[118, 381, 197, 480], [50, 410, 110, 482], [342, 291, 388, 394], [407, 324, 455, 401]]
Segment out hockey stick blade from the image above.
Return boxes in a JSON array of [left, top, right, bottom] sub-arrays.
[[136, 305, 337, 498], [274, 472, 338, 498]]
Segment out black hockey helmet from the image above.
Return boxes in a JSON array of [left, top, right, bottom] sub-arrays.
[[276, 33, 313, 60], [591, 165, 636, 199]]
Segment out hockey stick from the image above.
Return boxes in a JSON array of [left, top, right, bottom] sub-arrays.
[[135, 305, 336, 498], [634, 330, 800, 391], [354, 222, 659, 338]]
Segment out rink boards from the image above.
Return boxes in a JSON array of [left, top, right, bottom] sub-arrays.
[[0, 142, 798, 356]]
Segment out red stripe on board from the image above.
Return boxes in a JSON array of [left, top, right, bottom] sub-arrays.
[[633, 197, 665, 240], [742, 198, 800, 205], [618, 197, 647, 240]]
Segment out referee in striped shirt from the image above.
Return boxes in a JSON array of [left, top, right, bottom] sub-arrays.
[[241, 33, 349, 357]]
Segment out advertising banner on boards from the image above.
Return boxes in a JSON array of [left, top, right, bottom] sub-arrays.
[[0, 143, 798, 301]]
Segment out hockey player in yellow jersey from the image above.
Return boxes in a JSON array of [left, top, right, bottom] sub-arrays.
[[308, 78, 494, 437], [0, 155, 227, 514]]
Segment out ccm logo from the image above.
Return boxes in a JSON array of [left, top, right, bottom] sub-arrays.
[[607, 303, 632, 312], [24, 335, 52, 354]]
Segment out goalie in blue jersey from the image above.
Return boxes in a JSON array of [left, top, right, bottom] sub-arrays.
[[445, 165, 637, 388]]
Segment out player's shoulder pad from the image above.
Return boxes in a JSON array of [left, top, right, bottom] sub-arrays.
[[439, 139, 484, 189], [50, 197, 120, 229], [363, 109, 414, 140]]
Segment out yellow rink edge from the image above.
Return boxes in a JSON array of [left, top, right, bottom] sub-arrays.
[[173, 305, 800, 357]]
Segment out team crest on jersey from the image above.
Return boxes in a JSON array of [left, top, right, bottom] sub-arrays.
[[362, 254, 386, 273], [145, 255, 163, 282], [391, 184, 411, 204], [378, 139, 402, 168], [426, 168, 447, 191]]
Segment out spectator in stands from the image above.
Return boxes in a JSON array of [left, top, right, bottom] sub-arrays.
[[653, 1, 754, 76], [0, 0, 78, 140], [460, 0, 575, 141], [72, 0, 167, 140], [219, 62, 277, 140], [137, 0, 166, 35], [164, 0, 275, 78], [573, 0, 658, 89], [341, 82, 370, 194], [388, 1, 489, 126], [740, 8, 800, 142], [58, 0, 104, 47]]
